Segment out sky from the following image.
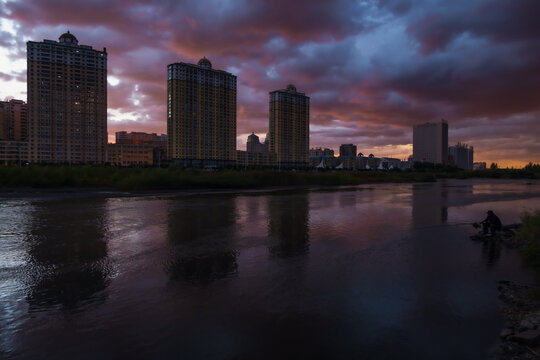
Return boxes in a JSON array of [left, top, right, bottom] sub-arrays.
[[0, 0, 539, 167]]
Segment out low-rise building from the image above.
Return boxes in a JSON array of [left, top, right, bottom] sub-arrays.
[[473, 162, 487, 170], [357, 155, 381, 170], [106, 143, 154, 166], [236, 150, 277, 168], [0, 140, 28, 165], [115, 131, 167, 165], [310, 148, 334, 157], [310, 154, 338, 169], [377, 157, 403, 170], [246, 133, 267, 153], [337, 155, 357, 170]]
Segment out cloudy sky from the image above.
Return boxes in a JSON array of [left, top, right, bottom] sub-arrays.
[[0, 0, 538, 166]]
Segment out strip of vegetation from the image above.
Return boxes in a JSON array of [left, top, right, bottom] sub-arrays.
[[435, 169, 539, 180], [0, 164, 537, 190], [518, 210, 540, 272], [0, 165, 439, 190], [414, 161, 540, 180]]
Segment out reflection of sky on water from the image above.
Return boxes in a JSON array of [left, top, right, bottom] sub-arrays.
[[0, 180, 539, 359]]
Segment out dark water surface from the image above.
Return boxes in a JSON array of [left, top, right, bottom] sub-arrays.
[[1, 179, 540, 359]]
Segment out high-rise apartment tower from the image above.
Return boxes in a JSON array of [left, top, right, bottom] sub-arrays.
[[412, 120, 448, 164], [167, 58, 237, 167], [448, 143, 473, 170], [268, 84, 310, 168], [27, 31, 107, 164]]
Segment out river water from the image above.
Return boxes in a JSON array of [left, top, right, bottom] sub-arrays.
[[1, 179, 540, 359]]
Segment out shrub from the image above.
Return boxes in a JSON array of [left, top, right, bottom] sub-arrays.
[[518, 210, 540, 270]]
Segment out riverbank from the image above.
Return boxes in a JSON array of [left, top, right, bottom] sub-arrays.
[[490, 211, 540, 359], [0, 166, 538, 191], [495, 281, 540, 359], [0, 166, 437, 190]]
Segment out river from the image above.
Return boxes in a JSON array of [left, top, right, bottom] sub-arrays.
[[1, 179, 540, 359]]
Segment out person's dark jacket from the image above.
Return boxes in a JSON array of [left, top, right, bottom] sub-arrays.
[[484, 212, 502, 230]]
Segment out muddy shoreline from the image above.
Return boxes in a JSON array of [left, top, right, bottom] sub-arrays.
[[493, 281, 540, 359], [479, 231, 540, 359]]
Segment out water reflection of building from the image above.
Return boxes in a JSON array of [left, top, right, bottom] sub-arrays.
[[166, 196, 238, 282], [25, 199, 110, 310], [411, 183, 448, 226], [268, 192, 310, 257]]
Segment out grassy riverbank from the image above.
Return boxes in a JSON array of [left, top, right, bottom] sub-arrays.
[[0, 165, 538, 190], [0, 166, 437, 190], [519, 210, 540, 273], [494, 210, 540, 359]]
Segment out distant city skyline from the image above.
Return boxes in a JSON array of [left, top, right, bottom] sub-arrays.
[[0, 0, 539, 166]]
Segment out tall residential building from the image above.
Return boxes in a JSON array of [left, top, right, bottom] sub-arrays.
[[167, 57, 237, 167], [268, 84, 310, 168], [339, 144, 357, 157], [0, 99, 28, 141], [412, 120, 448, 164], [27, 31, 107, 164], [448, 143, 473, 170]]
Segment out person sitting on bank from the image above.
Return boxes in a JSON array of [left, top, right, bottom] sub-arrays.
[[482, 210, 502, 235]]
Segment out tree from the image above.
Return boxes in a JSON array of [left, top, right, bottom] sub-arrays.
[[524, 162, 540, 172], [490, 162, 498, 170]]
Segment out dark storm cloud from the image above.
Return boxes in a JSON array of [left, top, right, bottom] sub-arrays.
[[1, 0, 539, 164], [401, 0, 540, 55]]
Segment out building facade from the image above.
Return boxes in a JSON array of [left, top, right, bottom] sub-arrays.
[[236, 150, 277, 168], [246, 133, 267, 153], [106, 143, 154, 167], [412, 120, 448, 164], [339, 144, 357, 157], [116, 131, 166, 146], [336, 144, 358, 170], [0, 99, 28, 141], [167, 58, 237, 167], [115, 131, 167, 165], [0, 140, 28, 165], [448, 143, 473, 170], [473, 162, 486, 170], [268, 84, 310, 168], [357, 155, 382, 170], [27, 31, 107, 164], [310, 148, 334, 157], [309, 148, 336, 169]]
